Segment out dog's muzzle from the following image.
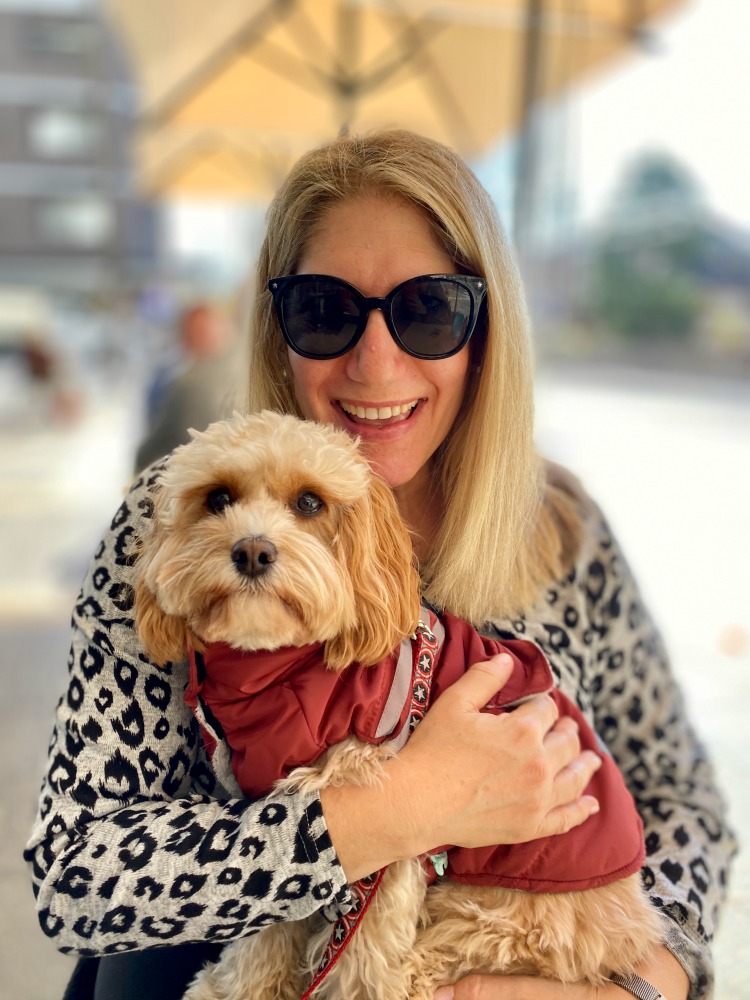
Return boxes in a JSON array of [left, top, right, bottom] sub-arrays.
[[231, 536, 277, 578]]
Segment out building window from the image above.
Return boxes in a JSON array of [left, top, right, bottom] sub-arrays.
[[22, 16, 97, 56], [27, 109, 102, 159], [0, 0, 93, 9], [37, 195, 115, 247]]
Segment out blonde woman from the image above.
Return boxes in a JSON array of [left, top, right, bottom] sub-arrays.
[[27, 131, 734, 1000]]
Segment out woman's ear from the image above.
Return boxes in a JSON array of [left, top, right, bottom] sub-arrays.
[[324, 474, 421, 670]]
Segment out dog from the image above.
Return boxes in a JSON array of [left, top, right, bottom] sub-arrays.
[[134, 410, 664, 1000]]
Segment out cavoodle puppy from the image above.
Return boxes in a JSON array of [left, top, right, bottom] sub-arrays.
[[134, 410, 664, 1000]]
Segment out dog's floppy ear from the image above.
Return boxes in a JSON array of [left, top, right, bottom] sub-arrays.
[[133, 505, 201, 667], [325, 474, 421, 669], [134, 583, 194, 667]]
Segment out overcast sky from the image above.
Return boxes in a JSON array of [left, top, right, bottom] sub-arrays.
[[572, 0, 750, 228]]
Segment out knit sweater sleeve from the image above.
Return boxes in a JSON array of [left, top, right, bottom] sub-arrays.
[[24, 462, 350, 957], [581, 513, 736, 999], [490, 497, 737, 1000]]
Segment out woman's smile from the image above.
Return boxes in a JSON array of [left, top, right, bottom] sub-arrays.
[[338, 399, 419, 424]]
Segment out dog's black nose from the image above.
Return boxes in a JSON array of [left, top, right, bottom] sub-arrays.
[[231, 537, 277, 578]]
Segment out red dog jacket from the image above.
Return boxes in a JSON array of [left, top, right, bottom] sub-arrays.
[[185, 609, 645, 893]]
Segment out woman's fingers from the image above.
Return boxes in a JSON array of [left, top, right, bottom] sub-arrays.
[[434, 973, 599, 999], [388, 653, 603, 853], [552, 746, 602, 800], [448, 653, 516, 711], [539, 792, 601, 838], [499, 696, 602, 835]]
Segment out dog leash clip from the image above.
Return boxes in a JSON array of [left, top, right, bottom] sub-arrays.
[[428, 851, 449, 877]]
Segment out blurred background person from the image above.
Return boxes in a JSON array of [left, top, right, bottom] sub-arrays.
[[134, 300, 238, 472], [22, 329, 84, 427]]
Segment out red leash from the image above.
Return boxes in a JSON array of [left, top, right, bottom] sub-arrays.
[[299, 868, 386, 999], [299, 622, 439, 998]]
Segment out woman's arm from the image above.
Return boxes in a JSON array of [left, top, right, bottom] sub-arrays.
[[507, 502, 738, 1000], [582, 514, 736, 998]]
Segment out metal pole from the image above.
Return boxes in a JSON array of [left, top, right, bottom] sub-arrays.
[[336, 1, 361, 131], [513, 0, 544, 255]]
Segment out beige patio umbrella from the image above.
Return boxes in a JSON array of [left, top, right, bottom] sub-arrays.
[[107, 0, 682, 201], [138, 128, 306, 200]]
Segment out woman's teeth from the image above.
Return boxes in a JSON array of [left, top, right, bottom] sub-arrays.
[[341, 401, 418, 421]]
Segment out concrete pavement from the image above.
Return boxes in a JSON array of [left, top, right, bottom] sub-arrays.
[[0, 374, 141, 999]]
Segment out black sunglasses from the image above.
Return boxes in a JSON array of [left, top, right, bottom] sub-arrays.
[[268, 273, 486, 361]]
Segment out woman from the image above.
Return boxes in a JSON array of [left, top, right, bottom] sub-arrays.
[[26, 130, 734, 1000]]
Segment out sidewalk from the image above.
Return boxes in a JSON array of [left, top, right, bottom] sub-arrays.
[[0, 378, 140, 999], [536, 365, 749, 999]]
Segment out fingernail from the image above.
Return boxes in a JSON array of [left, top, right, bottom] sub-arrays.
[[433, 989, 455, 1000], [589, 798, 600, 814]]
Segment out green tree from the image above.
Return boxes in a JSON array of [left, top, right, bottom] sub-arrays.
[[589, 152, 707, 341], [591, 238, 701, 340]]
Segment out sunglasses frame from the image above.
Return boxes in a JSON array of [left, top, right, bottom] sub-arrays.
[[268, 272, 487, 361]]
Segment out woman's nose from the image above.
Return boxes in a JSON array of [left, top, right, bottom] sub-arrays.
[[345, 309, 405, 382]]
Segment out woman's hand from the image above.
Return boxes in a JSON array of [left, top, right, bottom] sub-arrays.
[[432, 946, 690, 1000], [321, 653, 601, 881], [396, 652, 601, 852]]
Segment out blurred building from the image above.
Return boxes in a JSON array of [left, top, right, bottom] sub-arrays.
[[0, 0, 158, 299]]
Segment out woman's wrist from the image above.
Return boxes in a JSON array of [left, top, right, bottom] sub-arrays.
[[319, 757, 426, 882], [609, 947, 689, 1000]]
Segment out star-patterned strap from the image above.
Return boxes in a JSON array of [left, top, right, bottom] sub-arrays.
[[299, 869, 385, 999], [407, 620, 438, 732], [299, 623, 439, 998]]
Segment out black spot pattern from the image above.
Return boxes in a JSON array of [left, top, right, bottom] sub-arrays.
[[481, 517, 737, 996], [23, 463, 736, 999]]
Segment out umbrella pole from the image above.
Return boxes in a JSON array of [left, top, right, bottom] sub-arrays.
[[513, 0, 544, 256], [336, 1, 361, 133]]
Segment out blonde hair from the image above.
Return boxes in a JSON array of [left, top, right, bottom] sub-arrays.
[[247, 129, 580, 624]]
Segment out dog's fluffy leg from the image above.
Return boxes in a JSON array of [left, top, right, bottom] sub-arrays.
[[279, 738, 428, 1000], [184, 918, 311, 1000], [405, 875, 665, 998]]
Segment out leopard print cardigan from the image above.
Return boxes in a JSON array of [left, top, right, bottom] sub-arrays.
[[24, 459, 736, 998]]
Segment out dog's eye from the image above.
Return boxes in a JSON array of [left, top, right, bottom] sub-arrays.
[[206, 488, 234, 515], [295, 491, 324, 516]]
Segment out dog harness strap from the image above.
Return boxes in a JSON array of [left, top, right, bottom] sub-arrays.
[[299, 869, 385, 1000], [299, 622, 439, 999], [407, 618, 440, 732]]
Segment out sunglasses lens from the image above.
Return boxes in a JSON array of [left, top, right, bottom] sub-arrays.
[[392, 278, 474, 357], [280, 278, 360, 356], [273, 274, 482, 360]]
